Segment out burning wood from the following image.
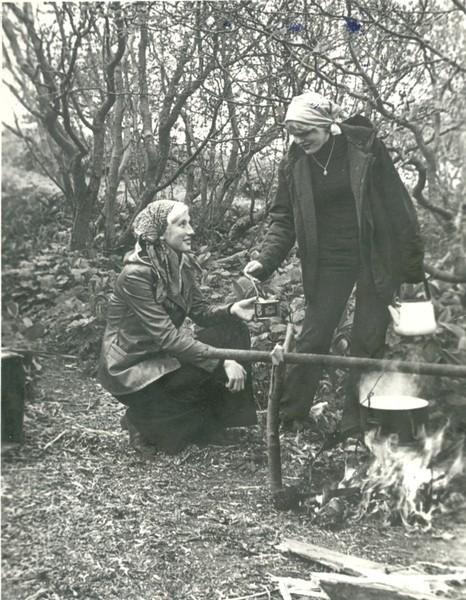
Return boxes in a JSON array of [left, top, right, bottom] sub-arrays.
[[302, 398, 464, 531], [356, 425, 465, 530]]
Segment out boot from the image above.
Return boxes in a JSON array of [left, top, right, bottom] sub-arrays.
[[120, 412, 157, 456]]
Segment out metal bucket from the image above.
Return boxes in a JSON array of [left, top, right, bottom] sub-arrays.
[[360, 395, 429, 444]]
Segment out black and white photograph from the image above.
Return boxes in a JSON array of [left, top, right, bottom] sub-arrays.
[[2, 1, 466, 598]]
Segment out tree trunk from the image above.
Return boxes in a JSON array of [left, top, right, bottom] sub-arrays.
[[70, 190, 95, 250], [104, 64, 126, 249]]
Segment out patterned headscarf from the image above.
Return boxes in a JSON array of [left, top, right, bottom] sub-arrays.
[[285, 92, 343, 135], [133, 199, 181, 243], [132, 200, 187, 302]]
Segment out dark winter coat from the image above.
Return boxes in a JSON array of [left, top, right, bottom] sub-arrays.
[[257, 119, 425, 302], [98, 252, 230, 396]]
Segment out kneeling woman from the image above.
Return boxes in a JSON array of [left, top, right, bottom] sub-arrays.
[[98, 200, 257, 454]]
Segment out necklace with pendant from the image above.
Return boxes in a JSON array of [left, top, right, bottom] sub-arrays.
[[310, 136, 335, 176]]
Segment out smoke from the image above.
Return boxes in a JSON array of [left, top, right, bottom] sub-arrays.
[[359, 371, 421, 402]]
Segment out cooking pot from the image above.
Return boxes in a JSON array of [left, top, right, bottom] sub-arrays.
[[360, 395, 429, 444], [388, 279, 436, 336]]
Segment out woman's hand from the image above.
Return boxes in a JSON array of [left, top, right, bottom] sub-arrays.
[[223, 359, 247, 392], [230, 297, 256, 321], [243, 260, 264, 279]]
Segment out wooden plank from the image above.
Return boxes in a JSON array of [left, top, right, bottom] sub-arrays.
[[316, 573, 438, 600], [276, 538, 399, 578], [271, 572, 465, 600]]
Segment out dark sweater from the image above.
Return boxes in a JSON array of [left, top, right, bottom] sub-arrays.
[[308, 135, 360, 269]]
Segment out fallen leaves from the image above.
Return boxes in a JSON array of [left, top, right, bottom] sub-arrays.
[[2, 357, 466, 599]]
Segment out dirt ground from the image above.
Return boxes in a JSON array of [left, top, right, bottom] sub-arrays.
[[2, 357, 466, 600]]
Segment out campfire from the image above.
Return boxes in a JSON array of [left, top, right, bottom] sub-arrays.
[[305, 425, 465, 533], [356, 425, 465, 531], [306, 373, 465, 531]]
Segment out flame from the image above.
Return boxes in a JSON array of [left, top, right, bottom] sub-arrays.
[[356, 425, 465, 531]]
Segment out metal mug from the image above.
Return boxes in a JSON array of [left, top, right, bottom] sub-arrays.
[[254, 297, 279, 320], [244, 273, 280, 320]]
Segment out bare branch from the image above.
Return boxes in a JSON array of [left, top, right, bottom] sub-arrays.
[[451, 0, 466, 14], [408, 157, 454, 223], [424, 262, 466, 283]]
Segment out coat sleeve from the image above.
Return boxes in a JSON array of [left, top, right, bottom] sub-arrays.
[[117, 266, 221, 372], [373, 139, 425, 283], [188, 282, 232, 328], [256, 156, 296, 279]]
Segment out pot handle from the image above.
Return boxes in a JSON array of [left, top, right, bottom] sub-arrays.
[[244, 273, 266, 299], [395, 277, 432, 302]]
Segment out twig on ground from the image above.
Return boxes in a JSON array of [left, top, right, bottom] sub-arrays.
[[262, 584, 272, 600], [6, 348, 79, 360], [278, 579, 292, 600], [24, 589, 49, 600], [42, 430, 68, 451], [70, 424, 123, 437], [225, 587, 277, 600]]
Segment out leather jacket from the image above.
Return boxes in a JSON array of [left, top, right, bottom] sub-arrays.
[[98, 252, 229, 396]]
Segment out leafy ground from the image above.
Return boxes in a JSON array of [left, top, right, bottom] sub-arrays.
[[2, 355, 466, 600], [2, 161, 466, 599]]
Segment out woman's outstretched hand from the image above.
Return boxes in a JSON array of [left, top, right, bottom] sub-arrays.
[[223, 360, 247, 392], [230, 297, 256, 321]]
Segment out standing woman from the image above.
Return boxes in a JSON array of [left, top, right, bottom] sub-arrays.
[[244, 92, 424, 440], [99, 200, 257, 454]]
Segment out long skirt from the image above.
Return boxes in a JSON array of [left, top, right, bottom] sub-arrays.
[[116, 318, 257, 454]]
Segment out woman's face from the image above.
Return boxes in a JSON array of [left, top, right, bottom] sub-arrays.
[[286, 120, 330, 154], [162, 205, 194, 253]]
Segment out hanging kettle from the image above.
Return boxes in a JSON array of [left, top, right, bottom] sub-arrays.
[[388, 279, 436, 336]]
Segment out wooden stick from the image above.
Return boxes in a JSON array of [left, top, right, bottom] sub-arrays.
[[70, 425, 122, 437], [4, 347, 79, 360], [24, 589, 50, 600], [203, 348, 466, 378], [42, 430, 68, 451], [267, 324, 294, 494]]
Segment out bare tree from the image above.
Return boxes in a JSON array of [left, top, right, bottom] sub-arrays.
[[3, 2, 126, 249], [3, 0, 465, 283]]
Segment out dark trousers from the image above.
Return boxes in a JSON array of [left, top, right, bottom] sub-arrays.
[[280, 266, 390, 430], [118, 319, 257, 454]]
